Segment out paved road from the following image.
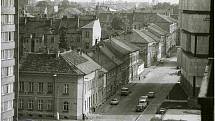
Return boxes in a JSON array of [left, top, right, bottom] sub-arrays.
[[86, 56, 180, 121]]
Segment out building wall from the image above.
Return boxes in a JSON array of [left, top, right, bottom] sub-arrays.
[[92, 19, 101, 46], [1, 0, 16, 121], [81, 29, 93, 51], [18, 73, 82, 120], [178, 0, 210, 99], [21, 34, 59, 54]]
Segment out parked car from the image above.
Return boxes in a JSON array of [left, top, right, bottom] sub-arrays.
[[136, 100, 148, 112], [157, 108, 166, 114], [121, 87, 130, 96], [147, 92, 155, 98], [139, 95, 149, 103], [110, 98, 119, 105]]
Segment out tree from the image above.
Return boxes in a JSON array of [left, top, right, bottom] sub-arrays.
[[59, 27, 70, 51], [111, 17, 125, 30]]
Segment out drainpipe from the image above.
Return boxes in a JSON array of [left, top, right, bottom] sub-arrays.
[[53, 74, 59, 120]]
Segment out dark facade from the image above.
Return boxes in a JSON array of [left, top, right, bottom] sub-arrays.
[[177, 0, 211, 107]]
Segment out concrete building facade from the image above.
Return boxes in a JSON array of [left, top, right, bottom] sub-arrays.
[[177, 0, 211, 105], [1, 0, 16, 121]]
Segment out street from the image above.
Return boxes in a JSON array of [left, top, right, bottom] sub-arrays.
[[85, 56, 180, 121]]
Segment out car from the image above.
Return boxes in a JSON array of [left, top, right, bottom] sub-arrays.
[[139, 95, 149, 102], [136, 101, 148, 112], [110, 98, 119, 105], [147, 92, 155, 98], [158, 108, 166, 114], [121, 87, 130, 96]]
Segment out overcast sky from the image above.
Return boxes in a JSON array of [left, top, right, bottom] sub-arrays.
[[46, 0, 178, 4]]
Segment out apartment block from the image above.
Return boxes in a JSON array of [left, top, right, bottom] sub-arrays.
[[1, 0, 16, 121], [177, 0, 211, 101]]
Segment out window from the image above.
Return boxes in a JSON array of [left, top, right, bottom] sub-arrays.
[[2, 100, 13, 112], [28, 100, 34, 110], [28, 82, 34, 93], [1, 66, 14, 77], [64, 84, 69, 94], [2, 83, 13, 95], [19, 99, 24, 110], [1, 0, 14, 6], [38, 100, 43, 110], [85, 31, 89, 38], [86, 43, 90, 49], [1, 49, 14, 60], [47, 100, 52, 111], [38, 82, 43, 93], [1, 32, 15, 42], [19, 81, 24, 92], [1, 14, 14, 24], [51, 36, 54, 43], [63, 102, 69, 112], [47, 82, 53, 94]]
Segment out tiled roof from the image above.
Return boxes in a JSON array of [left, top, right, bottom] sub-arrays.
[[60, 51, 88, 66], [87, 48, 118, 71], [99, 45, 123, 65], [157, 13, 177, 23], [61, 50, 106, 74], [148, 23, 169, 36], [141, 29, 160, 42], [20, 53, 83, 74], [132, 29, 156, 43], [81, 20, 95, 28], [111, 37, 139, 52], [77, 53, 107, 74]]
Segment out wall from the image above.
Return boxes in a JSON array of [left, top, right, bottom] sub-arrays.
[[81, 29, 93, 51], [92, 19, 101, 46], [19, 73, 81, 120]]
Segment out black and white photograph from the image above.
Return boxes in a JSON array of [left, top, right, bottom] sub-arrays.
[[0, 0, 214, 121]]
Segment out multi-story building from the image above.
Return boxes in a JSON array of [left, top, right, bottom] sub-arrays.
[[1, 0, 16, 121], [19, 50, 106, 120], [19, 15, 101, 57], [177, 0, 211, 106]]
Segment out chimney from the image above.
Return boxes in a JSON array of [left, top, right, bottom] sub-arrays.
[[50, 18, 53, 27], [75, 15, 80, 28], [57, 51, 60, 58], [24, 17, 27, 24]]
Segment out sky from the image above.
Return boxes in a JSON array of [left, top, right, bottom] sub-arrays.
[[46, 0, 179, 4]]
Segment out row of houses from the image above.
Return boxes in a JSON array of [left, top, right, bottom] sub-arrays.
[[18, 13, 177, 120], [18, 37, 140, 120]]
